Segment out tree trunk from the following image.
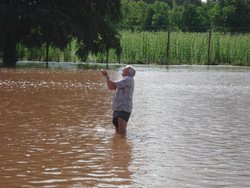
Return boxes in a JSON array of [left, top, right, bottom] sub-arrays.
[[3, 32, 17, 68]]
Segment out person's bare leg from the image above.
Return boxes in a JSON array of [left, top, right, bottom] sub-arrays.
[[115, 126, 119, 133], [117, 117, 127, 135]]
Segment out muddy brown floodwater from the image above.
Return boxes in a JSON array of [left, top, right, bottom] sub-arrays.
[[0, 65, 250, 187]]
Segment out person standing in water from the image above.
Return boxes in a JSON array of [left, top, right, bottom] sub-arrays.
[[101, 65, 136, 134]]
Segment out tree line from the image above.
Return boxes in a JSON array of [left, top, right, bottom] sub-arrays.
[[119, 0, 250, 33], [0, 0, 249, 67]]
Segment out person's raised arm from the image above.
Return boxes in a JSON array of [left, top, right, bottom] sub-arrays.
[[101, 69, 117, 90]]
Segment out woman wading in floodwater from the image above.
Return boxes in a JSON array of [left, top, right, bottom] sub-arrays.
[[101, 65, 136, 135]]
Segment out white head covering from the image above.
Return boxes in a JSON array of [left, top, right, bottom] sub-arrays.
[[125, 65, 136, 77]]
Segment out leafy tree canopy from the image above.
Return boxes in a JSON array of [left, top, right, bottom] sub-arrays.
[[0, 0, 121, 67], [120, 0, 250, 33]]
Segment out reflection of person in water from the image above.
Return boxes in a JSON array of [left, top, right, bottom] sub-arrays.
[[110, 134, 132, 186], [101, 65, 136, 135]]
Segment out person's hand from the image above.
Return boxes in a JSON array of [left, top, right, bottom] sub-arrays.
[[101, 69, 108, 77]]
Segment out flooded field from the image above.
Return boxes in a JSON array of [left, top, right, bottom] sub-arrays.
[[0, 65, 250, 187]]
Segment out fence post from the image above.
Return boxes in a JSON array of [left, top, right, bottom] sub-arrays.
[[45, 43, 49, 68], [166, 26, 171, 65], [207, 28, 212, 65], [105, 50, 109, 69]]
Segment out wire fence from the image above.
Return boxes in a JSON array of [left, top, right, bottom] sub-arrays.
[[14, 27, 250, 66]]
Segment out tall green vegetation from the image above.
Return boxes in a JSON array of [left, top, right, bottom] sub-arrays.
[[16, 31, 250, 66], [117, 31, 250, 65], [117, 0, 250, 65]]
